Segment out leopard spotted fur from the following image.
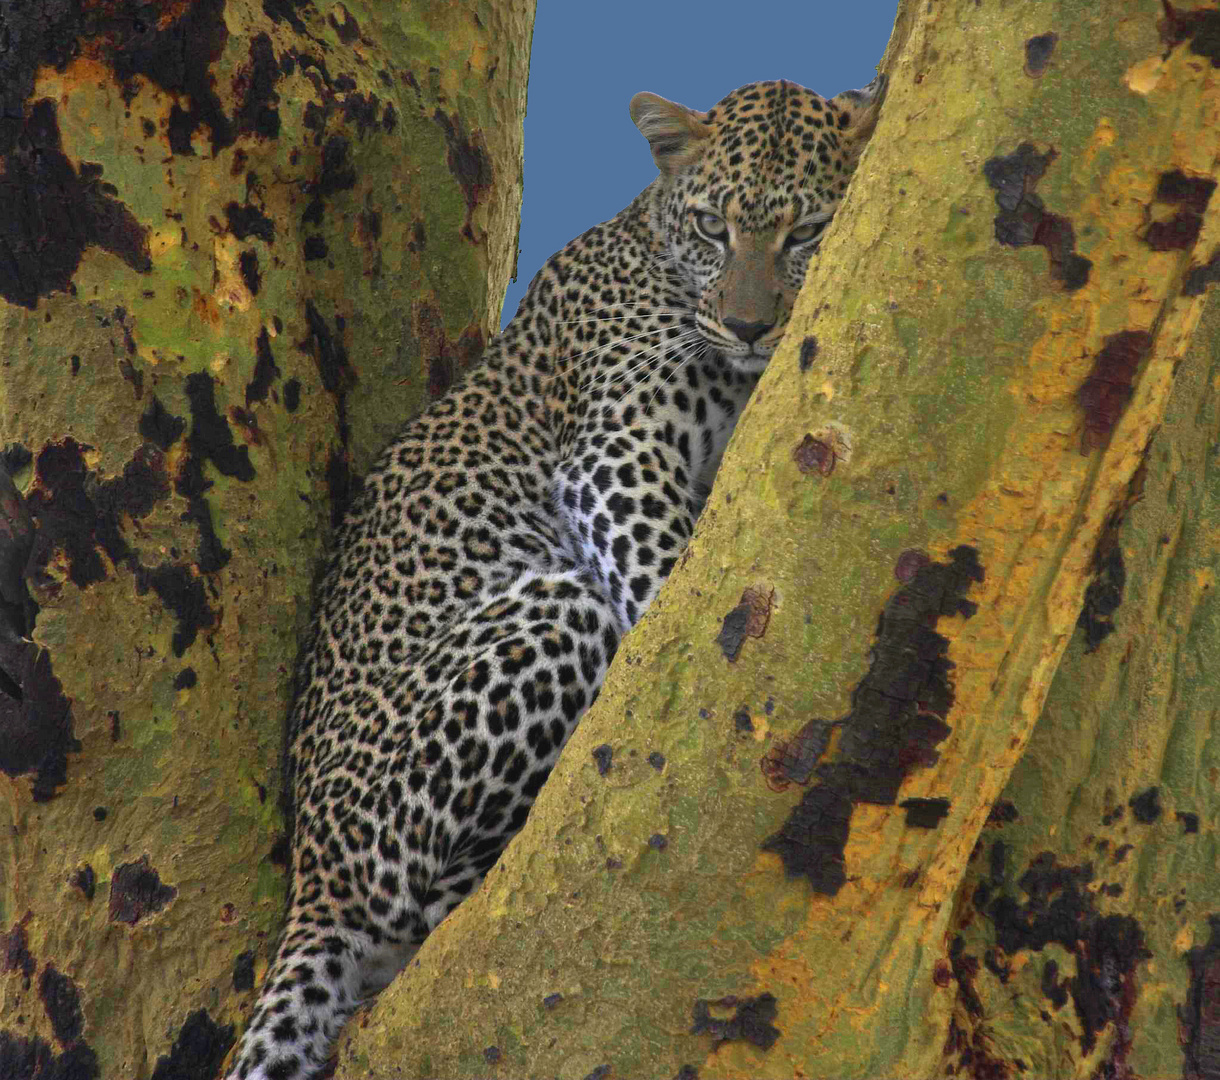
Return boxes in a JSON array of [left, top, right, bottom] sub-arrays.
[[227, 73, 884, 1079]]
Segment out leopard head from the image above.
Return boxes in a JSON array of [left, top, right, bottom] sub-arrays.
[[631, 76, 885, 372]]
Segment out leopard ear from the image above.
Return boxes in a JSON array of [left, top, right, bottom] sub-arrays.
[[630, 92, 712, 174], [827, 73, 887, 166]]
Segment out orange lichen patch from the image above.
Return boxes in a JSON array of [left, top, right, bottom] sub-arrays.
[[32, 54, 114, 97], [164, 440, 190, 482], [466, 40, 492, 80], [192, 288, 222, 328], [148, 229, 181, 259], [1124, 56, 1165, 95], [1176, 924, 1195, 954], [918, 818, 989, 913], [213, 236, 254, 312], [841, 802, 923, 874], [728, 884, 950, 1078], [1077, 117, 1119, 177]]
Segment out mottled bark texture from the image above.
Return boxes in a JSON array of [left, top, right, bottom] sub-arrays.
[[0, 0, 534, 1075], [333, 1, 1220, 1077]]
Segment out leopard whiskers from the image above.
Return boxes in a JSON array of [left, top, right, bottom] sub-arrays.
[[643, 332, 708, 417], [603, 325, 704, 407], [541, 325, 678, 389], [589, 330, 683, 392], [549, 306, 685, 328]]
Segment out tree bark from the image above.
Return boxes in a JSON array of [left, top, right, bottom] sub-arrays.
[[333, 1, 1220, 1077], [0, 1, 534, 1076], [944, 292, 1220, 1080]]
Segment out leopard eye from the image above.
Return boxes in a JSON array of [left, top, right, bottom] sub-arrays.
[[692, 210, 728, 242], [785, 219, 830, 248]]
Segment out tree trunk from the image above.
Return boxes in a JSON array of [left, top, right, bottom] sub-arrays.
[[332, 1, 1220, 1077], [0, 1, 534, 1075]]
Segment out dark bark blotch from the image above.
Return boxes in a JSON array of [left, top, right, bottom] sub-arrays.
[[591, 744, 613, 776], [134, 563, 216, 658], [139, 397, 187, 452], [1076, 330, 1152, 452], [0, 643, 78, 803], [1180, 915, 1220, 1080], [798, 335, 818, 372], [974, 853, 1150, 1059], [303, 300, 355, 452], [900, 796, 951, 828], [0, 101, 150, 309], [69, 865, 96, 901], [38, 965, 84, 1046], [108, 855, 177, 925], [246, 329, 281, 406], [283, 378, 302, 413], [983, 143, 1091, 290], [239, 250, 262, 296], [1023, 32, 1058, 76], [225, 203, 276, 243], [763, 546, 982, 894], [232, 951, 256, 992], [148, 1008, 235, 1080], [433, 110, 492, 217], [690, 992, 780, 1051], [173, 667, 197, 690], [1127, 786, 1161, 824]]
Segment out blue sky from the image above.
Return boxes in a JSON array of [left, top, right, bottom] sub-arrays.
[[500, 1, 900, 326]]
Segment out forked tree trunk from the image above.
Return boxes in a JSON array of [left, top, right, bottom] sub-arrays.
[[0, 1, 534, 1075], [332, 1, 1220, 1077]]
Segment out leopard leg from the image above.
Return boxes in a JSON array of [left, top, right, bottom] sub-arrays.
[[228, 573, 619, 1079]]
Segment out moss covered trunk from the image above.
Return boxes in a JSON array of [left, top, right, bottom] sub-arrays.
[[0, 0, 534, 1074], [333, 1, 1220, 1077]]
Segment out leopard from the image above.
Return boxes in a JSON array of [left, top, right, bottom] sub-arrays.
[[226, 73, 885, 1079]]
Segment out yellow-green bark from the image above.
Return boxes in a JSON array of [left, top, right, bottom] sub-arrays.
[[944, 286, 1220, 1080], [0, 0, 533, 1074], [337, 1, 1220, 1076]]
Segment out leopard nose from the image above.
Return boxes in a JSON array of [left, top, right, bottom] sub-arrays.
[[723, 317, 773, 344]]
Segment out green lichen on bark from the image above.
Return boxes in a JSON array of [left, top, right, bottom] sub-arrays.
[[0, 0, 533, 1072]]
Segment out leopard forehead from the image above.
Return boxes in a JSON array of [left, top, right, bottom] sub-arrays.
[[682, 79, 855, 228]]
